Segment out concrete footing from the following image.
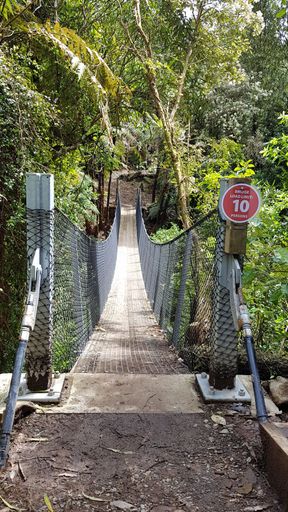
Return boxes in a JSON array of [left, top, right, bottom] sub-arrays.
[[0, 373, 65, 411]]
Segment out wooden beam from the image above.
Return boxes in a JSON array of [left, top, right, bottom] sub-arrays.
[[260, 421, 288, 510]]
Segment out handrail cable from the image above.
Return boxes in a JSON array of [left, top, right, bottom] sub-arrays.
[[238, 289, 268, 423]]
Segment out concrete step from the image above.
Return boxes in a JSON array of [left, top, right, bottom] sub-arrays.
[[47, 373, 204, 414]]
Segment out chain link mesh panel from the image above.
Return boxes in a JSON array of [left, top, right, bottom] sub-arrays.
[[209, 221, 239, 388], [136, 193, 218, 367], [53, 196, 121, 371]]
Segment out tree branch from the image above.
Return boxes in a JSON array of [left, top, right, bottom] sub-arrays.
[[116, 0, 145, 63], [169, 45, 193, 123], [169, 0, 205, 122], [122, 0, 192, 227], [134, 0, 152, 58]]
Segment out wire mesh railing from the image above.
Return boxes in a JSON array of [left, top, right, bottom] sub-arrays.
[[53, 195, 121, 371], [136, 191, 218, 366]]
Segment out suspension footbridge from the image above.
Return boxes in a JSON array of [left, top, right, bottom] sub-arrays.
[[58, 201, 198, 414], [0, 173, 287, 510], [74, 204, 187, 376]]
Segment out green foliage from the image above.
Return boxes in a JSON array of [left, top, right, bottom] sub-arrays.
[[276, 0, 287, 19], [232, 160, 255, 177], [150, 223, 183, 243], [44, 495, 55, 512], [0, 2, 126, 371], [0, 0, 23, 21], [51, 150, 98, 225], [203, 79, 269, 143], [119, 113, 164, 172], [27, 20, 126, 99], [0, 48, 55, 372], [202, 139, 247, 185], [261, 113, 288, 187], [191, 138, 252, 213], [243, 186, 288, 352]]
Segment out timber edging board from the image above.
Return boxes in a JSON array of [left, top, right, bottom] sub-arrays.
[[260, 421, 288, 510]]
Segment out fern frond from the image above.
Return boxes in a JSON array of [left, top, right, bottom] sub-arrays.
[[3, 9, 129, 144], [0, 0, 20, 21], [22, 20, 131, 144], [27, 22, 107, 96], [27, 21, 128, 100]]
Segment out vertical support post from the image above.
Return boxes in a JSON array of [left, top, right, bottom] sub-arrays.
[[26, 174, 54, 391], [159, 245, 170, 329], [209, 178, 239, 390], [152, 245, 161, 312], [172, 230, 193, 347], [160, 243, 175, 332]]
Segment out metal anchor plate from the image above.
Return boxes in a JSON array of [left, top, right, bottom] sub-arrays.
[[196, 373, 251, 403]]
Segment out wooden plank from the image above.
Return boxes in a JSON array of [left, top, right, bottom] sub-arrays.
[[260, 421, 288, 510]]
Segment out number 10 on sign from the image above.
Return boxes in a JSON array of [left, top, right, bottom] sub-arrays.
[[221, 183, 261, 223]]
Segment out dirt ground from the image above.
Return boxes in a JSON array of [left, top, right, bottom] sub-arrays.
[[0, 405, 283, 512], [110, 172, 154, 208]]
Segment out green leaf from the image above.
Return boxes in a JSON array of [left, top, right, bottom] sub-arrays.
[[276, 8, 287, 18], [44, 495, 55, 512], [273, 247, 288, 264], [243, 268, 258, 285], [271, 287, 283, 303]]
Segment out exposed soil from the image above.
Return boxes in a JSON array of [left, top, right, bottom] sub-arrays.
[[0, 406, 283, 512], [110, 171, 154, 209]]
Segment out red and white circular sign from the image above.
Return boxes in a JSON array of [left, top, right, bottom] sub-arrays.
[[221, 183, 261, 223]]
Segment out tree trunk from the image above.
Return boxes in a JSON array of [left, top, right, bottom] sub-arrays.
[[146, 67, 191, 228], [106, 170, 113, 224], [152, 164, 160, 203], [97, 170, 105, 232], [131, 0, 192, 229]]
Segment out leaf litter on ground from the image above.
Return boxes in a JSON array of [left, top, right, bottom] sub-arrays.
[[0, 496, 24, 511], [211, 414, 226, 426], [110, 501, 137, 511], [102, 446, 134, 455], [82, 493, 108, 502]]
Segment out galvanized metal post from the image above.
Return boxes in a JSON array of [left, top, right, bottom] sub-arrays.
[[160, 243, 176, 331], [209, 178, 239, 390], [172, 230, 193, 347], [26, 174, 54, 391], [152, 245, 161, 309]]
